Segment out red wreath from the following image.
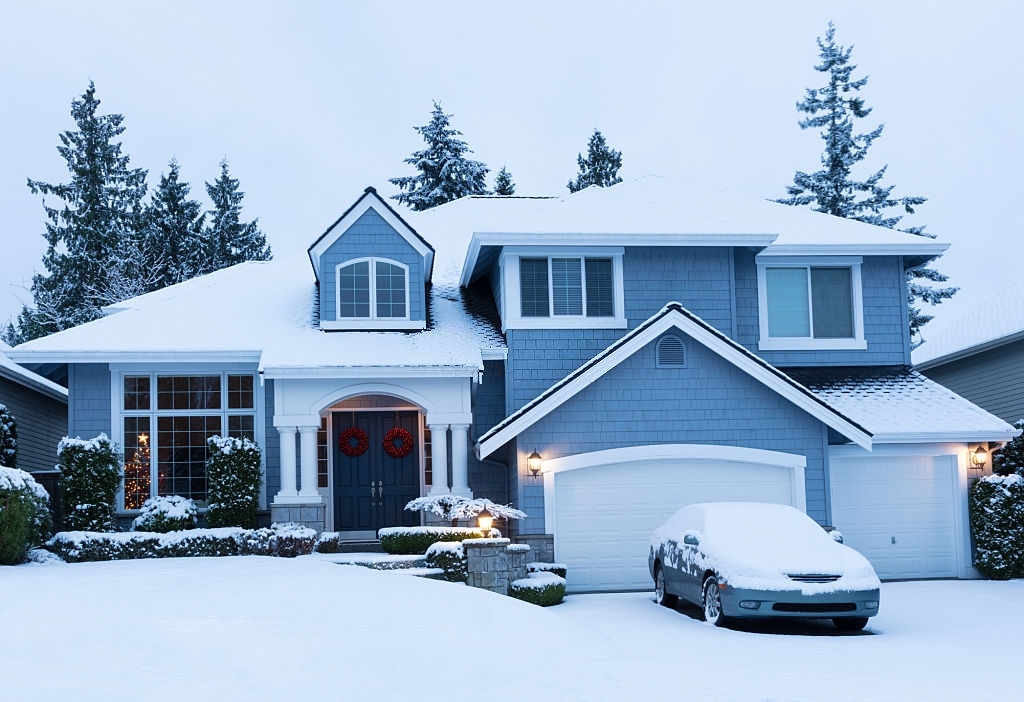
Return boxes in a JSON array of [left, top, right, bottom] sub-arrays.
[[338, 426, 369, 458], [383, 427, 414, 459]]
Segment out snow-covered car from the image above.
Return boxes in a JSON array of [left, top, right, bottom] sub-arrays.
[[649, 502, 881, 631]]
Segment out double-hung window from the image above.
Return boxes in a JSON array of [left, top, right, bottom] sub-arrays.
[[508, 250, 625, 329], [336, 258, 410, 322], [757, 257, 865, 350]]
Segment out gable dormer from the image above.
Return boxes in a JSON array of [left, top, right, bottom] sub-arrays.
[[308, 187, 434, 331]]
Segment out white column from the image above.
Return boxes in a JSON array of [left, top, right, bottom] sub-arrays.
[[427, 423, 450, 495], [276, 427, 297, 498], [450, 423, 472, 497], [298, 425, 321, 499]]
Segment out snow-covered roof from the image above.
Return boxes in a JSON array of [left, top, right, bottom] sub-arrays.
[[0, 344, 68, 401], [787, 367, 1017, 443], [912, 276, 1024, 368]]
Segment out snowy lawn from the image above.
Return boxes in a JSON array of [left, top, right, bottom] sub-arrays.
[[3, 556, 1022, 701]]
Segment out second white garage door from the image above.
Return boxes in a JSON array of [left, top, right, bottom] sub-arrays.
[[548, 446, 802, 592]]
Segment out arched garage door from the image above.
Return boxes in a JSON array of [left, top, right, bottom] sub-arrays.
[[546, 445, 805, 593]]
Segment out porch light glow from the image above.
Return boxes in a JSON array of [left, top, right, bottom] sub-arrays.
[[972, 445, 988, 470], [527, 450, 543, 477], [477, 507, 494, 535]]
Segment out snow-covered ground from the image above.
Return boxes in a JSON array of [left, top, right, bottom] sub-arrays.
[[2, 555, 1021, 701]]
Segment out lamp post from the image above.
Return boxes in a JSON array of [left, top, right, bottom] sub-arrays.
[[477, 507, 494, 536]]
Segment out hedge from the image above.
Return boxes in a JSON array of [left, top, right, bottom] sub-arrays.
[[377, 526, 498, 555]]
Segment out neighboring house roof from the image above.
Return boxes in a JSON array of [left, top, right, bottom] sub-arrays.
[[0, 344, 68, 402], [474, 302, 874, 460], [787, 367, 1017, 443], [912, 276, 1024, 369]]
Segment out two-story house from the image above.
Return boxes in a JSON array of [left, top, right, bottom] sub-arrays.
[[10, 177, 1015, 591]]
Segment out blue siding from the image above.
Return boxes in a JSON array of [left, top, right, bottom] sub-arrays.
[[318, 209, 425, 323], [468, 360, 509, 504], [921, 338, 1024, 425], [68, 364, 111, 439], [0, 377, 67, 473], [263, 379, 280, 503]]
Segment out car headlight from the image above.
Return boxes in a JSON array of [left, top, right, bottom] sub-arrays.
[[865, 601, 879, 609]]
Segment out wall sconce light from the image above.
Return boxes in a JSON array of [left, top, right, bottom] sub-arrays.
[[971, 445, 988, 470], [528, 450, 543, 477], [477, 507, 494, 535]]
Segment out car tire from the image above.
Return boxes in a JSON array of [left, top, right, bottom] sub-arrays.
[[654, 565, 678, 607], [833, 617, 869, 632], [702, 575, 728, 627]]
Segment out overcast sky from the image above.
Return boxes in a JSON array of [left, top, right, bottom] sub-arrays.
[[1, 1, 1019, 342]]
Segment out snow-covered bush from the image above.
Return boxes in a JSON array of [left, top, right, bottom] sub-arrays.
[[405, 494, 527, 526], [205, 436, 262, 529], [0, 466, 52, 565], [0, 404, 17, 468], [58, 434, 121, 532], [314, 531, 344, 553], [969, 473, 1024, 579], [425, 541, 467, 582], [528, 561, 568, 579], [378, 525, 499, 555], [509, 572, 566, 607], [269, 523, 317, 558], [993, 421, 1024, 476], [131, 496, 198, 533]]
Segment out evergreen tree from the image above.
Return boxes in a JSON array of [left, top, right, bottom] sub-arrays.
[[12, 82, 148, 342], [202, 160, 271, 273], [567, 129, 623, 193], [390, 101, 490, 211], [993, 421, 1024, 476], [494, 165, 516, 196], [778, 22, 956, 340], [140, 159, 206, 290]]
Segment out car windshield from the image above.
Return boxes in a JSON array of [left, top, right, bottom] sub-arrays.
[[699, 503, 830, 549]]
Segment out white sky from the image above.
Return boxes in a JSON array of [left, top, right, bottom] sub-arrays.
[[1, 1, 1020, 339]]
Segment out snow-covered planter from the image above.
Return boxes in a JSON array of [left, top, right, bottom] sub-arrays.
[[0, 466, 52, 565], [0, 404, 18, 469], [205, 436, 262, 529], [509, 572, 566, 607], [425, 541, 467, 582], [969, 473, 1024, 579], [528, 561, 568, 579], [58, 434, 121, 532], [378, 525, 498, 555], [131, 496, 198, 533]]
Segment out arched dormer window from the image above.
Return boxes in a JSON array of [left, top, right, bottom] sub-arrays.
[[656, 334, 685, 367], [337, 258, 409, 321]]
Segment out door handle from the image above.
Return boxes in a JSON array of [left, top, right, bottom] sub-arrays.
[[378, 485, 383, 501], [370, 480, 376, 506]]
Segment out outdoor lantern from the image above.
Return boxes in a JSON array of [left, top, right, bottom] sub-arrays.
[[972, 445, 988, 470], [528, 450, 543, 477], [477, 508, 494, 535]]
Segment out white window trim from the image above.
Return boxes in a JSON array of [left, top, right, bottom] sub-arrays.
[[756, 256, 866, 351], [333, 257, 412, 323], [500, 247, 627, 331]]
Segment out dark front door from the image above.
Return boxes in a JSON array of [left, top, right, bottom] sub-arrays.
[[333, 411, 420, 532]]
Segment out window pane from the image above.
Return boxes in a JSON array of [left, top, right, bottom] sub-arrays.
[[766, 268, 810, 337], [811, 267, 854, 338], [339, 261, 371, 318], [123, 416, 152, 510], [585, 258, 614, 317], [375, 261, 407, 318], [317, 416, 328, 489], [156, 415, 220, 505], [227, 415, 255, 441], [158, 375, 220, 410], [551, 258, 583, 315], [228, 374, 254, 409], [519, 258, 550, 317], [123, 376, 150, 411]]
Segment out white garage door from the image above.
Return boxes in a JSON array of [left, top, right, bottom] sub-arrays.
[[830, 454, 960, 580], [552, 453, 798, 592]]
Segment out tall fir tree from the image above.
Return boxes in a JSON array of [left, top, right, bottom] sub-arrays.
[[567, 129, 623, 193], [390, 101, 490, 211], [140, 159, 206, 290], [8, 82, 148, 343], [202, 160, 271, 273], [778, 22, 956, 341], [494, 165, 516, 196]]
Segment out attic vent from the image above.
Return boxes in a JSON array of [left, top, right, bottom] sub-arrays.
[[656, 335, 686, 367]]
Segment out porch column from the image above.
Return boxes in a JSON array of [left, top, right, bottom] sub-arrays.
[[277, 427, 297, 498], [298, 425, 321, 499], [450, 423, 472, 497], [427, 423, 450, 494]]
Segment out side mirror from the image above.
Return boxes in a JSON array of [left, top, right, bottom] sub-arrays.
[[683, 533, 700, 546], [824, 526, 844, 544]]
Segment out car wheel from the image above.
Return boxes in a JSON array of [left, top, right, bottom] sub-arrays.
[[654, 565, 678, 607], [702, 575, 728, 627], [833, 617, 869, 632]]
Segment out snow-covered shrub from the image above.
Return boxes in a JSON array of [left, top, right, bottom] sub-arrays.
[[58, 434, 121, 532], [993, 421, 1024, 476], [131, 496, 199, 533], [969, 473, 1024, 579], [314, 531, 344, 553], [205, 436, 262, 529], [0, 404, 17, 468], [378, 525, 499, 555], [528, 561, 568, 579], [425, 541, 467, 582], [405, 494, 527, 526], [0, 466, 52, 565], [270, 523, 317, 558], [509, 572, 566, 607]]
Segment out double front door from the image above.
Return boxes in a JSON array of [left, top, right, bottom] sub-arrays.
[[333, 411, 420, 532]]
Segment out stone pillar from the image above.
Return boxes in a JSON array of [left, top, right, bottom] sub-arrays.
[[298, 426, 321, 499], [427, 423, 450, 495], [450, 423, 471, 497], [277, 426, 297, 498], [464, 539, 532, 596]]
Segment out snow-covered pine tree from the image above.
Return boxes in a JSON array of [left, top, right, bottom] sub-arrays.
[[0, 404, 17, 468], [390, 101, 490, 211], [777, 22, 956, 342], [567, 129, 623, 193], [201, 160, 271, 274], [11, 82, 148, 343], [140, 159, 206, 290], [494, 165, 516, 196], [993, 421, 1024, 476]]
